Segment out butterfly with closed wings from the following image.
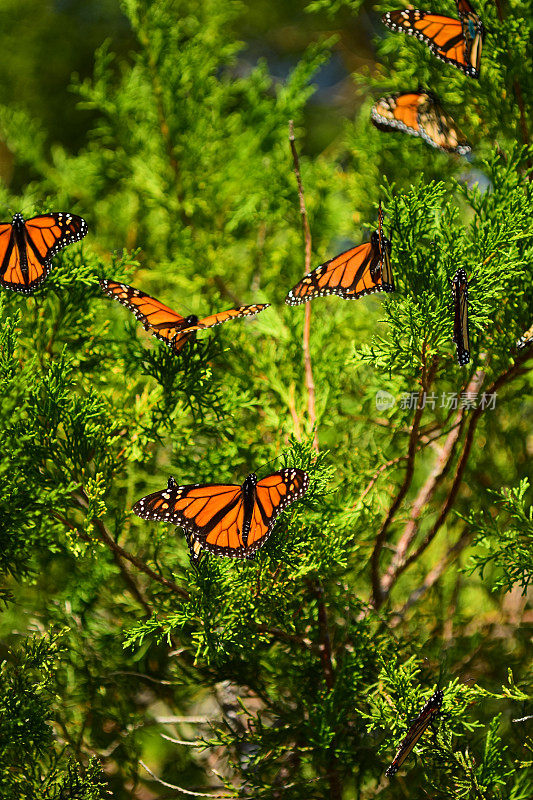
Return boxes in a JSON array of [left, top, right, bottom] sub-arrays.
[[0, 212, 88, 295], [386, 689, 444, 778], [285, 202, 394, 306], [371, 90, 471, 155], [100, 280, 269, 353], [383, 0, 485, 79], [451, 268, 470, 365], [133, 469, 309, 563]]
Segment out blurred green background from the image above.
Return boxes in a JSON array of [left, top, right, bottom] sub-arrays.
[[0, 0, 379, 186]]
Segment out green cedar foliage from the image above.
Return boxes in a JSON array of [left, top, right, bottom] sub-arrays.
[[0, 0, 532, 797]]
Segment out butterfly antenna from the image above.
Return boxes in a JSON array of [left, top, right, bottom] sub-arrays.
[[256, 453, 285, 477]]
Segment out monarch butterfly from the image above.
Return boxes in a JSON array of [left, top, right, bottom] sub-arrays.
[[517, 323, 533, 351], [385, 689, 444, 778], [99, 280, 270, 353], [133, 469, 309, 561], [371, 91, 471, 155], [451, 268, 470, 365], [383, 0, 485, 79], [285, 203, 394, 306], [0, 212, 88, 294]]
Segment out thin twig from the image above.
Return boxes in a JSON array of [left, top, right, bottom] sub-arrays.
[[255, 624, 315, 651], [309, 579, 335, 690], [287, 382, 302, 440], [160, 733, 208, 746], [289, 120, 318, 452], [307, 577, 343, 800], [139, 760, 233, 797], [155, 716, 211, 724], [73, 490, 190, 601]]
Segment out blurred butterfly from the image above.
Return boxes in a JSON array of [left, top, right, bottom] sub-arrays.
[[371, 90, 471, 155], [100, 280, 269, 353], [386, 689, 444, 778], [285, 202, 394, 306], [451, 268, 470, 365], [517, 323, 533, 351], [0, 212, 88, 294], [133, 469, 309, 562], [383, 0, 484, 79]]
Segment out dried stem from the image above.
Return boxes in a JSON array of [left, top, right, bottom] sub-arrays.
[[289, 120, 318, 452], [139, 760, 232, 797], [370, 350, 439, 607]]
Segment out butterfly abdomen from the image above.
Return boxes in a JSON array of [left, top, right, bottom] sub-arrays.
[[12, 214, 28, 271], [241, 472, 258, 547]]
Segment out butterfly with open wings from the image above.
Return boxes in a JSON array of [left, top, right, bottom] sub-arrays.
[[371, 90, 471, 155], [100, 280, 269, 353], [133, 469, 309, 562], [0, 212, 88, 295]]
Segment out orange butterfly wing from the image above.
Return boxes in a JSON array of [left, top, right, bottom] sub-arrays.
[[133, 469, 309, 561], [0, 212, 87, 294], [371, 91, 471, 155], [133, 478, 247, 556], [383, 5, 483, 78], [178, 303, 270, 333], [249, 469, 309, 548], [285, 235, 392, 306], [371, 92, 425, 138], [99, 280, 193, 353]]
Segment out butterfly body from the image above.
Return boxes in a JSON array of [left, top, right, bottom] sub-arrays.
[[386, 689, 444, 778], [371, 90, 471, 155], [383, 0, 484, 78], [285, 203, 394, 305], [0, 212, 88, 294], [133, 469, 309, 561], [451, 268, 470, 365]]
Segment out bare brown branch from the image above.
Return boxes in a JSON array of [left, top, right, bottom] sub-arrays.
[[51, 509, 153, 616], [289, 120, 318, 452], [393, 353, 532, 582], [73, 489, 190, 601], [382, 368, 485, 593], [370, 349, 439, 607]]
